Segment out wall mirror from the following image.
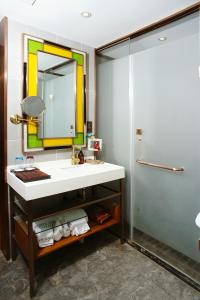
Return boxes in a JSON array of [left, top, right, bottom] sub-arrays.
[[23, 35, 87, 152], [37, 52, 76, 139]]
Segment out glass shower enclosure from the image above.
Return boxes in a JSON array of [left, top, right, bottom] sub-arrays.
[[96, 12, 200, 286]]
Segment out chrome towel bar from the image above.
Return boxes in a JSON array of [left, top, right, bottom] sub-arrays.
[[136, 160, 184, 172]]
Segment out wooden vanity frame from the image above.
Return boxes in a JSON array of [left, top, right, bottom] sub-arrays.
[[9, 179, 125, 298]]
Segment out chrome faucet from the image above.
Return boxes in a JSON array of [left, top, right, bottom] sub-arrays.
[[71, 145, 80, 165]]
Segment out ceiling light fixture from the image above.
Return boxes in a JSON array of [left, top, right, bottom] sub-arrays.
[[81, 11, 92, 18], [158, 37, 167, 42]]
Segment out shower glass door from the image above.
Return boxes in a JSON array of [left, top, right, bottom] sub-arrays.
[[131, 12, 200, 282]]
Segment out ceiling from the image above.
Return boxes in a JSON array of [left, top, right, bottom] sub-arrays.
[[101, 13, 198, 58], [0, 0, 198, 47]]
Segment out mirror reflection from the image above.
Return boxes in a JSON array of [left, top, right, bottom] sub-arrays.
[[37, 51, 77, 139]]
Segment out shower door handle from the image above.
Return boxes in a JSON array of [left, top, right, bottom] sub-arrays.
[[136, 160, 184, 172]]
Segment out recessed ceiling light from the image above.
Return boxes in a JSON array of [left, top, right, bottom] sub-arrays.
[[158, 37, 167, 42], [81, 11, 92, 18]]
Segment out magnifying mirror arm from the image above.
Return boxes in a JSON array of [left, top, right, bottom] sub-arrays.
[[10, 114, 39, 125]]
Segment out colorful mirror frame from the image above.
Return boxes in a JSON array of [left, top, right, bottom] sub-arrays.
[[23, 34, 86, 151]]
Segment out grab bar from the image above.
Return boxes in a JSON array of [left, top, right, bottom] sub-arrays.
[[136, 160, 184, 172]]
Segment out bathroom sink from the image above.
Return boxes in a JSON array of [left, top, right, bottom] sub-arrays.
[[59, 163, 92, 170], [7, 159, 125, 201]]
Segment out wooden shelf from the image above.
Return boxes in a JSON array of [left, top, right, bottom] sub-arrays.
[[37, 218, 119, 258], [14, 205, 120, 260]]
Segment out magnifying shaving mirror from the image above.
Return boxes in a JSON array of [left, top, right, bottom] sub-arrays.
[[10, 96, 46, 125]]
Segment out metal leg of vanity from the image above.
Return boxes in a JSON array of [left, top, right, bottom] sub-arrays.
[[9, 179, 125, 298], [120, 179, 125, 244], [10, 187, 17, 261], [27, 201, 36, 297]]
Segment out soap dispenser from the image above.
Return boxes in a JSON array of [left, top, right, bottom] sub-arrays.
[[78, 148, 84, 164]]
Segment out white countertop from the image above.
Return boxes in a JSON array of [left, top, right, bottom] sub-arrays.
[[7, 159, 125, 201]]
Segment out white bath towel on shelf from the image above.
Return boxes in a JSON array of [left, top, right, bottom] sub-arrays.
[[36, 229, 54, 248], [71, 223, 90, 236], [69, 217, 88, 229], [69, 217, 90, 236], [32, 216, 56, 234], [53, 220, 63, 241], [63, 223, 70, 237], [32, 209, 89, 247]]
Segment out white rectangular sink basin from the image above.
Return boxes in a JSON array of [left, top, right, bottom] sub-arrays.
[[7, 159, 125, 201], [59, 163, 94, 171]]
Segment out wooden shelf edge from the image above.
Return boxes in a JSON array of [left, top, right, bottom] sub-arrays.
[[37, 218, 119, 258], [33, 192, 121, 222], [15, 216, 120, 259]]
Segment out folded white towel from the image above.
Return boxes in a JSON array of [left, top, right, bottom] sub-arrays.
[[71, 223, 90, 236], [32, 210, 89, 247], [69, 217, 90, 236], [63, 223, 70, 237], [36, 229, 54, 248], [69, 217, 88, 229], [53, 220, 63, 242], [33, 216, 56, 234], [32, 209, 87, 234]]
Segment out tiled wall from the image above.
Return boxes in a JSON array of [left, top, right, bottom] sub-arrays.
[[7, 19, 95, 165]]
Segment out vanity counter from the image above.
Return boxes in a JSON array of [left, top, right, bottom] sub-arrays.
[[7, 159, 125, 200], [8, 159, 125, 297]]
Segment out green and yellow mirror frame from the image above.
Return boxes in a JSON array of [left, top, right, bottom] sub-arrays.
[[23, 34, 87, 152]]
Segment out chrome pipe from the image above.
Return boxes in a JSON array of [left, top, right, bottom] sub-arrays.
[[136, 160, 184, 172]]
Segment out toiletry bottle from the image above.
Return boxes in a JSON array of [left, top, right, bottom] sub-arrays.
[[26, 155, 35, 168], [78, 149, 84, 164], [15, 156, 24, 170]]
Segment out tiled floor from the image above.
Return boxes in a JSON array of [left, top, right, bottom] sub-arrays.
[[0, 231, 200, 300], [133, 228, 200, 284]]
